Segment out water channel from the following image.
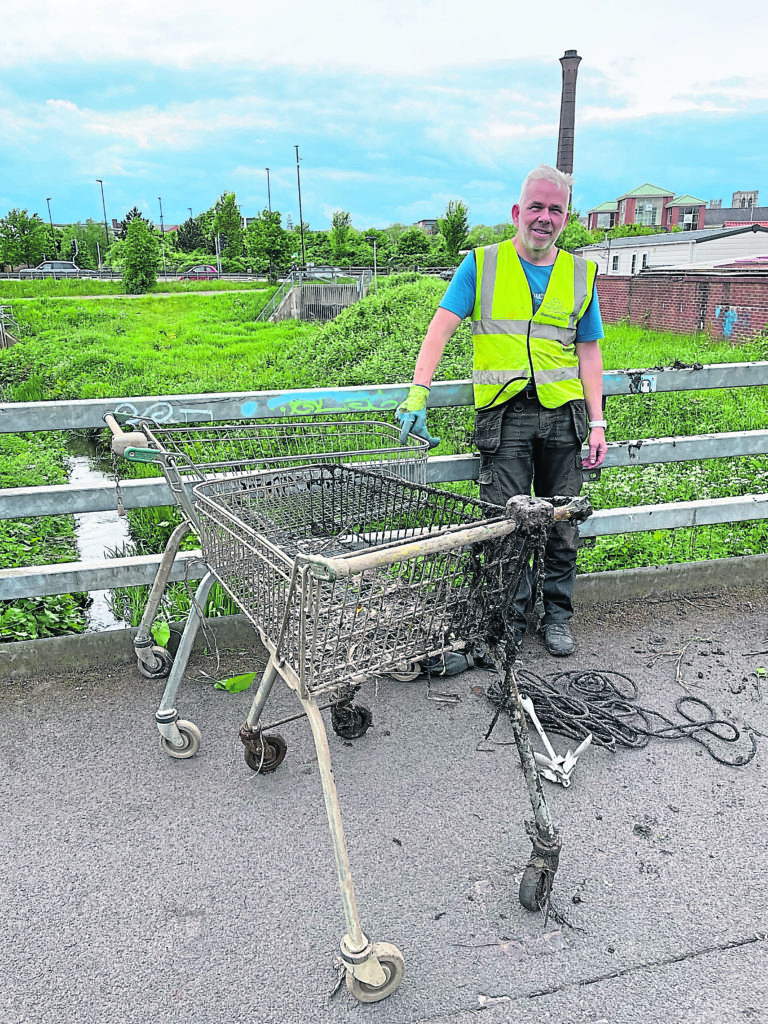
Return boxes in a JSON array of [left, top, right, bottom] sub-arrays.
[[67, 434, 132, 632]]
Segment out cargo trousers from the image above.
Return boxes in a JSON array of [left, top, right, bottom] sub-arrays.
[[474, 391, 588, 634]]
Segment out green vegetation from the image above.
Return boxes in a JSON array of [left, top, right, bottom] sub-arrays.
[[1, 274, 767, 638], [0, 432, 88, 640], [122, 216, 161, 293], [439, 200, 470, 260], [0, 279, 272, 299]]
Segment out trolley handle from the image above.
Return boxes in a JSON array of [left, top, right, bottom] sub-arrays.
[[303, 495, 593, 581], [303, 517, 522, 581], [103, 412, 159, 463]]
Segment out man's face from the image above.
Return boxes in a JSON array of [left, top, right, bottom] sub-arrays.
[[511, 179, 570, 262]]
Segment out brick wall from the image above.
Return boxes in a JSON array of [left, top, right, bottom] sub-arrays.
[[595, 272, 768, 341]]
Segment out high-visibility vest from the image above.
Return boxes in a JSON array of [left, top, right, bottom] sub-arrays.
[[471, 241, 597, 411]]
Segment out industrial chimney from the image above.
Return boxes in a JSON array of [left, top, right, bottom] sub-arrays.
[[556, 49, 581, 176]]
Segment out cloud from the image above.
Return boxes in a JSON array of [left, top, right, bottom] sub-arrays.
[[3, 2, 768, 229]]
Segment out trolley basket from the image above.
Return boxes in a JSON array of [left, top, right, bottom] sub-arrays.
[[192, 463, 545, 698]]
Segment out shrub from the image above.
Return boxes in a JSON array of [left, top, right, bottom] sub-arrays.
[[122, 218, 160, 294]]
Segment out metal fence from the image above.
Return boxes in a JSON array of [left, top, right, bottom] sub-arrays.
[[1, 361, 768, 601], [0, 306, 19, 349]]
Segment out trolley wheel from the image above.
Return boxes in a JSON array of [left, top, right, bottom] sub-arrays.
[[346, 942, 405, 1003], [243, 732, 287, 774], [331, 703, 373, 740], [138, 646, 174, 679], [160, 720, 202, 760], [519, 864, 552, 912], [388, 661, 421, 682]]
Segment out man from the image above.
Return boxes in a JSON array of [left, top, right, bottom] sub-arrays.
[[397, 164, 607, 659]]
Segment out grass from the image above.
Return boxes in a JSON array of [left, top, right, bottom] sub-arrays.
[[1, 273, 768, 633], [0, 431, 89, 639], [0, 278, 272, 300]]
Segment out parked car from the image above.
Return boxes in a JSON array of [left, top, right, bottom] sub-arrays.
[[179, 265, 219, 280], [19, 260, 97, 277]]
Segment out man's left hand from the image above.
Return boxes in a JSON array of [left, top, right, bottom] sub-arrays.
[[582, 426, 607, 469]]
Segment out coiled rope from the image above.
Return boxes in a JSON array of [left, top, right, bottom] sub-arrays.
[[485, 667, 757, 767]]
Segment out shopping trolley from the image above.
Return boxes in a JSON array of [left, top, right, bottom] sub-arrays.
[[104, 415, 429, 749], [188, 462, 591, 1002]]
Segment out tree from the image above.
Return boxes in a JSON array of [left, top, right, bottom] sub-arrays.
[[303, 228, 332, 266], [0, 209, 50, 268], [122, 217, 160, 293], [382, 222, 408, 246], [351, 227, 392, 267], [557, 214, 598, 252], [465, 222, 516, 249], [395, 227, 431, 263], [605, 223, 669, 239], [213, 192, 244, 260], [438, 200, 470, 259], [60, 219, 110, 270], [116, 207, 151, 241], [244, 210, 291, 275], [283, 220, 311, 265], [176, 216, 206, 253], [330, 210, 352, 261]]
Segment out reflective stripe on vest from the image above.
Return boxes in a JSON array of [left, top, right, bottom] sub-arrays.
[[470, 242, 596, 411]]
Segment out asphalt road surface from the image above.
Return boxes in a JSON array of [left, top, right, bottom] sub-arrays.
[[2, 585, 767, 1024]]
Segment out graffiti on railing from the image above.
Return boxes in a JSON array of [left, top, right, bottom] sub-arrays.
[[241, 388, 398, 417], [111, 400, 214, 424]]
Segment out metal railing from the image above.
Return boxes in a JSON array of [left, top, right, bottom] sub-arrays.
[[1, 361, 768, 601], [0, 306, 19, 349]]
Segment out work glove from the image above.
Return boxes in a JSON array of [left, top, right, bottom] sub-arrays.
[[395, 384, 440, 449]]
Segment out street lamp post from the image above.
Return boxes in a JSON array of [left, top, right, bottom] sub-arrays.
[[366, 235, 378, 294], [265, 168, 271, 212], [45, 198, 55, 257], [95, 180, 110, 263], [294, 145, 306, 267], [158, 197, 167, 277], [188, 207, 193, 220]]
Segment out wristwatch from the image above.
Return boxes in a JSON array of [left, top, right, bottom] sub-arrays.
[[588, 419, 607, 429]]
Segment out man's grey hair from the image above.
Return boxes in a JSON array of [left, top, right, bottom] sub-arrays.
[[519, 164, 573, 206]]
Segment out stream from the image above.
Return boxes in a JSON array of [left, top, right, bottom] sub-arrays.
[[67, 434, 133, 632]]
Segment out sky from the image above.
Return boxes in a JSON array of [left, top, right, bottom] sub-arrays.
[[2, 0, 767, 233]]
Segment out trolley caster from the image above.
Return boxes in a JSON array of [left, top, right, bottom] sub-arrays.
[[331, 702, 373, 740], [160, 719, 202, 760], [519, 864, 553, 912], [518, 834, 562, 912], [137, 645, 174, 679], [346, 942, 405, 1004], [240, 725, 287, 774], [388, 661, 421, 682]]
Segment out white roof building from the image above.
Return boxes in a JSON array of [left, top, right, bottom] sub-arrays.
[[574, 224, 768, 276]]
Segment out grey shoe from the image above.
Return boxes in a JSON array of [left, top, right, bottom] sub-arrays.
[[543, 622, 575, 657]]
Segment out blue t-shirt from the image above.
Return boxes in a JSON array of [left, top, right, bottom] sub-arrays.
[[439, 249, 604, 342]]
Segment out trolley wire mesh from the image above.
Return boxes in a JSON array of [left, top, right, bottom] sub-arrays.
[[193, 465, 555, 697], [137, 418, 430, 486]]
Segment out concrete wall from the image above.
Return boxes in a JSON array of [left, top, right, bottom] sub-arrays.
[[270, 286, 301, 322], [596, 271, 768, 341]]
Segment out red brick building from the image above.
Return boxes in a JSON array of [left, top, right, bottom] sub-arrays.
[[587, 184, 707, 233]]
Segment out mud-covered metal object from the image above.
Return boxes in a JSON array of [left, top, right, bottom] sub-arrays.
[[185, 463, 593, 997], [239, 723, 287, 774]]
